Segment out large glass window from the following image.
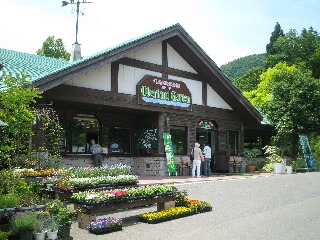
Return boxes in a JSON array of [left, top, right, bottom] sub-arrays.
[[102, 126, 130, 155], [171, 126, 187, 155], [70, 114, 100, 153], [228, 131, 239, 155]]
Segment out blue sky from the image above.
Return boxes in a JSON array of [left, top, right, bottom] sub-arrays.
[[1, 0, 320, 66]]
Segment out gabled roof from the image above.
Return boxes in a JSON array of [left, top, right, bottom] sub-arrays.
[[0, 23, 263, 124], [0, 48, 70, 79]]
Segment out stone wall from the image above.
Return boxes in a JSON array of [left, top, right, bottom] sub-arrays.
[[59, 155, 168, 176]]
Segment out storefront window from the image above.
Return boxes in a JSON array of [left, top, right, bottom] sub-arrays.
[[70, 114, 100, 153], [171, 126, 187, 155], [228, 131, 239, 155], [102, 126, 130, 155]]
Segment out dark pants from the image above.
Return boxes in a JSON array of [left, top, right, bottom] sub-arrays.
[[93, 153, 103, 167], [204, 158, 211, 176]]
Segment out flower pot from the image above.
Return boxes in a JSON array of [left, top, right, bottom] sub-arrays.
[[18, 231, 33, 240], [58, 225, 71, 238], [273, 163, 283, 174], [286, 166, 293, 174], [248, 165, 255, 173], [33, 231, 46, 240], [47, 230, 58, 240]]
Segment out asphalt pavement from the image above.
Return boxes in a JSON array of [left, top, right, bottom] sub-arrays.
[[70, 172, 320, 240]]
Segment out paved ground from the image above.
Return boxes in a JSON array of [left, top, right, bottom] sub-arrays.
[[70, 172, 320, 240]]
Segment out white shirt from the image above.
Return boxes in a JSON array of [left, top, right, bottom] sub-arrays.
[[203, 145, 212, 159]]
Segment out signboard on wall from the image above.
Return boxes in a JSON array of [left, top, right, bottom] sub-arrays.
[[134, 129, 158, 149], [137, 75, 192, 111], [163, 132, 177, 173]]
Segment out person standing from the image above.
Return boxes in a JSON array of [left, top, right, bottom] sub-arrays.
[[90, 139, 103, 167], [192, 142, 204, 178], [203, 142, 212, 177]]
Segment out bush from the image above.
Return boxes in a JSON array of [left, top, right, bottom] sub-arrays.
[[11, 212, 37, 236], [0, 193, 20, 208]]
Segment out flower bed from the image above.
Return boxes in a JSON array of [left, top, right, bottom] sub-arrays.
[[19, 168, 56, 178], [139, 195, 212, 224], [50, 175, 139, 192], [87, 217, 122, 235], [139, 207, 193, 224], [58, 163, 131, 178], [71, 185, 175, 206]]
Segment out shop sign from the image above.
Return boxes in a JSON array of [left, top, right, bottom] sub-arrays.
[[163, 132, 176, 173], [198, 120, 215, 130], [137, 75, 192, 111]]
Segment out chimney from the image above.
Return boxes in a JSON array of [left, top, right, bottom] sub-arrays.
[[70, 42, 81, 62]]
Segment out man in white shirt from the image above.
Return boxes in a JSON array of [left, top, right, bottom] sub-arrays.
[[203, 142, 212, 177]]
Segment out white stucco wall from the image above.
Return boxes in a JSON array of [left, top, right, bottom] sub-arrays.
[[168, 75, 202, 105], [64, 64, 111, 91], [207, 84, 232, 110], [126, 42, 162, 65], [167, 44, 197, 73], [118, 65, 162, 95]]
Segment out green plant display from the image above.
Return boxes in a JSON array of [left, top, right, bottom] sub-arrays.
[[10, 212, 38, 236]]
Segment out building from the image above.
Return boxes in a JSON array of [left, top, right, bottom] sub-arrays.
[[0, 24, 273, 175]]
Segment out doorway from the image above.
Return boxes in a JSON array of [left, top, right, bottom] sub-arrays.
[[196, 120, 218, 173]]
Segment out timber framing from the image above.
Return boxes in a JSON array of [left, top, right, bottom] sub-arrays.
[[31, 23, 262, 125]]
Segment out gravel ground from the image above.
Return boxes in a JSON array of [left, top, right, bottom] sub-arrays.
[[70, 172, 320, 240]]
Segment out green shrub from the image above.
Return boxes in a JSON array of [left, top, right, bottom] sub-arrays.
[[11, 212, 37, 236], [0, 230, 11, 240], [0, 193, 20, 208]]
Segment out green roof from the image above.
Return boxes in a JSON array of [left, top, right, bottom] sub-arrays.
[[0, 24, 183, 83], [0, 48, 70, 80]]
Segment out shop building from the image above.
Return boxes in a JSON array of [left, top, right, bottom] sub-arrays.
[[0, 24, 273, 175]]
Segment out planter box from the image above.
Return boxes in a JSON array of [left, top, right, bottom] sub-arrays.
[[89, 226, 122, 235]]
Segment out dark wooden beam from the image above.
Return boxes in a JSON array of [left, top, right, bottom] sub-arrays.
[[117, 57, 201, 81], [202, 81, 207, 106], [111, 62, 119, 93], [162, 41, 168, 79]]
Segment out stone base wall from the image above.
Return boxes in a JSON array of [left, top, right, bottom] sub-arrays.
[[59, 155, 169, 176]]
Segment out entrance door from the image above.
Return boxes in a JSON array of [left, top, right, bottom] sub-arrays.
[[196, 127, 217, 173]]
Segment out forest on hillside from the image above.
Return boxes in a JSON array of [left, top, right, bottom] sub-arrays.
[[219, 22, 320, 167], [220, 53, 265, 80]]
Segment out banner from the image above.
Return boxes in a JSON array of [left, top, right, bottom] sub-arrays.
[[163, 132, 176, 173], [299, 135, 317, 169]]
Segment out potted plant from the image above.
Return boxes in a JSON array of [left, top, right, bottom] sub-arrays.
[[47, 199, 75, 238], [33, 219, 46, 240], [244, 149, 260, 173], [285, 158, 293, 174], [263, 145, 283, 174], [56, 207, 76, 238], [10, 212, 37, 240], [257, 161, 265, 173], [45, 217, 58, 240]]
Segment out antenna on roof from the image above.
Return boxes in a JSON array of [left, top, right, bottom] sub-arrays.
[[61, 0, 93, 44]]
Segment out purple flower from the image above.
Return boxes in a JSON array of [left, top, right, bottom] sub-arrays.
[[87, 217, 122, 231]]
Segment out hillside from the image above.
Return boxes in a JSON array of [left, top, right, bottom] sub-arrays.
[[220, 53, 266, 80]]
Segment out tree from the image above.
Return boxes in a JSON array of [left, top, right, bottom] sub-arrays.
[[264, 27, 320, 78], [266, 22, 284, 55], [233, 67, 264, 93], [36, 36, 70, 61], [0, 72, 63, 169], [0, 72, 42, 167], [245, 63, 320, 158], [220, 54, 265, 80]]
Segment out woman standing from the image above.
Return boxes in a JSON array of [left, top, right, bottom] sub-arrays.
[[192, 142, 204, 177]]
